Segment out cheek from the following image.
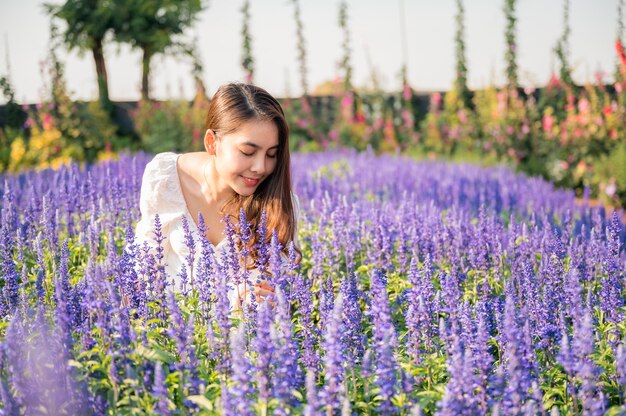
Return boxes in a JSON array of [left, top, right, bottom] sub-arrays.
[[268, 158, 278, 174]]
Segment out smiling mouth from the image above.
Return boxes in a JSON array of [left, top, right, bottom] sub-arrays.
[[242, 176, 261, 186]]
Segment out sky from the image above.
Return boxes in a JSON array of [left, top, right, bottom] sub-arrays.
[[0, 0, 622, 104]]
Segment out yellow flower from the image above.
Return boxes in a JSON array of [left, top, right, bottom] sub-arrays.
[[9, 136, 26, 171]]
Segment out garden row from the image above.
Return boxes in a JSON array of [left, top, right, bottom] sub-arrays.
[[0, 151, 625, 414]]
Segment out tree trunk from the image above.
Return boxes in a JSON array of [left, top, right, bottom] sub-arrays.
[[91, 38, 110, 109], [141, 48, 152, 101]]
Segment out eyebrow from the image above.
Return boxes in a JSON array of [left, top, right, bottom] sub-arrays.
[[241, 141, 279, 150]]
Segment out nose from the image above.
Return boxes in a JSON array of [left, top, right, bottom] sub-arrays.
[[251, 154, 266, 175]]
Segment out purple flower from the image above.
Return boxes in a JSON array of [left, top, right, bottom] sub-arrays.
[[181, 215, 196, 287], [269, 230, 284, 291], [253, 300, 274, 404], [304, 368, 319, 416], [229, 323, 255, 416], [292, 271, 319, 370], [0, 224, 20, 315], [615, 340, 626, 387], [340, 272, 364, 364], [271, 287, 302, 410], [320, 293, 345, 413], [437, 330, 469, 415], [254, 210, 270, 276], [500, 284, 537, 413], [599, 212, 624, 323], [152, 361, 172, 416], [196, 213, 217, 310], [368, 270, 398, 414], [166, 291, 199, 391]]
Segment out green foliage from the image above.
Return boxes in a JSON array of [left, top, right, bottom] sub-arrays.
[[338, 0, 353, 92], [111, 0, 205, 100], [454, 0, 471, 109], [46, 0, 116, 108], [131, 99, 207, 154], [554, 0, 574, 88], [0, 76, 27, 172], [240, 0, 254, 83], [592, 141, 626, 206], [291, 0, 309, 96], [503, 0, 518, 92]]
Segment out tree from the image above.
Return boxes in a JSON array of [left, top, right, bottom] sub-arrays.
[[45, 0, 115, 110], [112, 0, 205, 100], [338, 0, 353, 92], [503, 0, 518, 93], [554, 0, 574, 87], [241, 0, 254, 84], [454, 0, 471, 109]]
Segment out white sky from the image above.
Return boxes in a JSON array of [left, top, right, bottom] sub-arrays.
[[0, 0, 622, 103]]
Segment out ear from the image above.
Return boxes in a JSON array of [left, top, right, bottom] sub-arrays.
[[204, 129, 216, 155]]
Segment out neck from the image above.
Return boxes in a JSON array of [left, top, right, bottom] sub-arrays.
[[202, 157, 235, 208]]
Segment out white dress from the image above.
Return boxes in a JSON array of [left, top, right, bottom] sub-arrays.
[[132, 152, 299, 307]]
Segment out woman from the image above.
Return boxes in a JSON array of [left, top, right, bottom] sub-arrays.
[[132, 82, 300, 309]]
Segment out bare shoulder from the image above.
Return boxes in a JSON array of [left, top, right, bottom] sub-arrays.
[[177, 152, 207, 177]]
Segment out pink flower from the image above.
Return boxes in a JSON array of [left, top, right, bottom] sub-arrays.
[[577, 98, 590, 114], [43, 113, 53, 130], [506, 126, 514, 135], [522, 123, 530, 135], [458, 109, 467, 124], [403, 84, 412, 101], [542, 114, 554, 133], [594, 70, 605, 86], [566, 94, 575, 112], [431, 92, 442, 110], [616, 39, 626, 68], [192, 128, 201, 143], [329, 129, 339, 141], [401, 109, 413, 129], [573, 128, 583, 139], [605, 179, 617, 198], [547, 73, 561, 91], [341, 92, 353, 109]]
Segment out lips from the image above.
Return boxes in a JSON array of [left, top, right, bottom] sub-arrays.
[[242, 176, 261, 187]]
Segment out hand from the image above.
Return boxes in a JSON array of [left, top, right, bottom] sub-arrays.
[[235, 279, 275, 309]]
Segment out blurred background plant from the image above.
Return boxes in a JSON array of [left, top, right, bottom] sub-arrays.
[[1, 0, 625, 208]]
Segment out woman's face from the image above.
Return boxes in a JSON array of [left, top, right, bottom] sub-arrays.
[[212, 119, 280, 197]]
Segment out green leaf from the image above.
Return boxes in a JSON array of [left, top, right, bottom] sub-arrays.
[[187, 395, 214, 411], [135, 344, 176, 363]]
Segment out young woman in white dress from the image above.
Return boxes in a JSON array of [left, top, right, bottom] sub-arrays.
[[132, 83, 300, 309]]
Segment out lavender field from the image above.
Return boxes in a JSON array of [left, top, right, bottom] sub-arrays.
[[0, 150, 625, 415]]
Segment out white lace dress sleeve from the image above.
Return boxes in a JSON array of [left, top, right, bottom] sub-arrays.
[[132, 152, 186, 281]]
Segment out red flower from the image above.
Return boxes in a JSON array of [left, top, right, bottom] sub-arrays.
[[616, 39, 626, 68]]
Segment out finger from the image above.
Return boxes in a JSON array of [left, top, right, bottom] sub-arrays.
[[249, 286, 274, 299], [252, 279, 275, 292]]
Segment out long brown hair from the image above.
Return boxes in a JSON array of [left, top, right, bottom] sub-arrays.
[[205, 83, 299, 262]]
